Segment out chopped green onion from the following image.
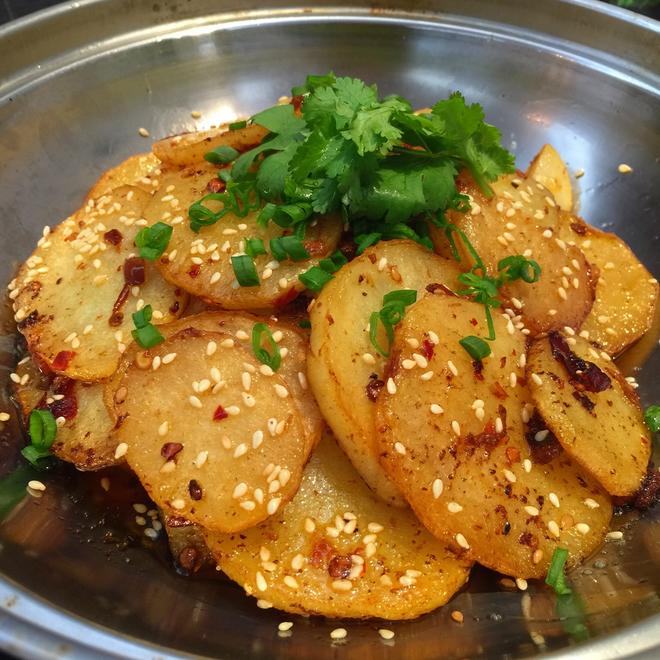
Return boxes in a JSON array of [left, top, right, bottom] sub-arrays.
[[270, 235, 310, 262], [369, 311, 393, 357], [644, 405, 660, 433], [251, 323, 282, 371], [498, 255, 542, 284], [459, 335, 491, 361], [355, 232, 382, 255], [204, 145, 240, 165], [131, 304, 164, 349], [298, 319, 311, 329], [231, 255, 260, 287], [383, 289, 417, 306], [319, 250, 349, 274], [298, 266, 334, 293], [28, 409, 57, 452], [546, 547, 572, 596], [228, 120, 248, 130], [245, 237, 267, 258], [135, 222, 173, 261], [369, 289, 418, 357]]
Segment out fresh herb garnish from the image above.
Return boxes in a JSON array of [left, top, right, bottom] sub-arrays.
[[204, 145, 240, 165], [131, 305, 164, 349], [298, 265, 334, 293], [546, 547, 572, 596], [298, 319, 312, 329], [135, 222, 173, 260], [228, 119, 248, 131], [269, 235, 310, 262], [245, 237, 267, 258], [318, 250, 348, 274], [231, 255, 260, 287], [369, 289, 417, 357], [459, 336, 491, 361], [644, 405, 660, 433], [21, 409, 58, 467], [251, 323, 282, 371]]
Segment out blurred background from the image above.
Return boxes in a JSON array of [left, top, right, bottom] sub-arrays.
[[0, 0, 659, 24]]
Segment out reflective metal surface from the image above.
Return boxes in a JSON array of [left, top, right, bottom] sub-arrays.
[[0, 1, 658, 658]]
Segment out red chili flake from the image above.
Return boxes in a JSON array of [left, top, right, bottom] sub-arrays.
[[178, 546, 201, 572], [188, 479, 203, 501], [328, 555, 353, 579], [206, 177, 226, 193], [124, 256, 146, 286], [572, 390, 595, 412], [213, 405, 229, 421], [421, 339, 435, 361], [104, 228, 123, 246], [49, 396, 78, 420], [549, 331, 611, 393], [365, 375, 385, 402], [505, 446, 521, 464], [161, 442, 183, 461], [490, 382, 508, 400], [525, 411, 563, 464], [169, 300, 180, 315], [518, 532, 538, 548], [309, 538, 335, 568], [570, 222, 587, 236], [472, 360, 484, 381], [338, 234, 357, 261], [291, 95, 304, 112], [52, 351, 75, 371], [109, 283, 131, 326], [469, 318, 478, 326], [166, 515, 194, 528], [17, 310, 39, 329], [188, 264, 201, 278], [426, 282, 456, 296], [303, 239, 326, 257]]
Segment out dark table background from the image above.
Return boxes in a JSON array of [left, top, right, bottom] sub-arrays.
[[0, 0, 659, 24]]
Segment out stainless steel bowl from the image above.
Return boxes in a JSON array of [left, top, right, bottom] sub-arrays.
[[0, 1, 658, 658]]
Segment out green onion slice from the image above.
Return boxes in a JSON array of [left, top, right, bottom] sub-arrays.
[[135, 222, 173, 261], [546, 547, 572, 596], [251, 323, 282, 371], [228, 120, 248, 130], [232, 255, 260, 287], [459, 335, 491, 361], [204, 145, 240, 165], [298, 266, 333, 293], [28, 409, 57, 452], [644, 405, 660, 433], [245, 237, 267, 258]]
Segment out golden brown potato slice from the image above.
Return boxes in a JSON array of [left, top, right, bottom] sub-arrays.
[[143, 164, 342, 310], [205, 431, 471, 619], [85, 152, 161, 200], [557, 218, 658, 355], [527, 332, 651, 496], [152, 124, 268, 167], [11, 357, 119, 470], [115, 329, 308, 532], [308, 240, 462, 506], [105, 310, 322, 455], [526, 144, 573, 212], [431, 172, 596, 335], [376, 292, 612, 579], [10, 186, 187, 381]]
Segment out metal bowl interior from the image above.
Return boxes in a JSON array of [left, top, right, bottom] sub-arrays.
[[0, 1, 658, 658]]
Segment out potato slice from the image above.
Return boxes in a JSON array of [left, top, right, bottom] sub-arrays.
[[526, 144, 573, 212], [430, 172, 596, 335], [527, 332, 651, 496], [205, 431, 471, 619], [308, 240, 462, 506], [557, 218, 658, 355], [143, 164, 343, 309], [376, 292, 612, 579], [11, 186, 187, 381], [85, 152, 161, 200], [11, 356, 49, 419], [162, 514, 214, 573], [106, 310, 322, 454], [152, 124, 268, 167], [115, 329, 308, 532]]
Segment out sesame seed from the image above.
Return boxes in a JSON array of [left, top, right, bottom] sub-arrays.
[[161, 461, 175, 473], [531, 373, 543, 386], [557, 286, 567, 300], [304, 518, 316, 533], [378, 629, 395, 640], [394, 442, 406, 455], [220, 338, 234, 348], [606, 531, 623, 540], [447, 502, 463, 513], [0, 412, 10, 422], [332, 579, 352, 592], [430, 403, 444, 415], [524, 506, 539, 516], [455, 533, 470, 550], [542, 229, 553, 239], [283, 576, 299, 590], [432, 478, 444, 499], [583, 498, 599, 509], [267, 498, 281, 515], [402, 359, 416, 370], [171, 498, 185, 510], [495, 417, 504, 433], [503, 469, 516, 483], [618, 163, 633, 174], [576, 523, 590, 535], [412, 353, 428, 368], [509, 372, 517, 387], [158, 421, 169, 436], [189, 395, 202, 409], [451, 420, 461, 436], [523, 459, 532, 473], [532, 549, 544, 564], [534, 429, 549, 442], [233, 483, 248, 499], [386, 378, 397, 394], [162, 352, 177, 364], [27, 480, 46, 492], [274, 384, 289, 398], [233, 443, 248, 458], [516, 578, 528, 591], [451, 610, 464, 623], [256, 571, 268, 591], [240, 501, 256, 511], [330, 628, 347, 640], [256, 599, 272, 609], [138, 127, 150, 137], [362, 352, 376, 365], [114, 442, 128, 459], [447, 360, 458, 376], [548, 520, 560, 537], [206, 341, 217, 356], [549, 492, 560, 508]]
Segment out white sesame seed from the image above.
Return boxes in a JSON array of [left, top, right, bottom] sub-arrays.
[[114, 443, 128, 459], [420, 370, 434, 381], [432, 478, 444, 499], [509, 372, 517, 388], [606, 531, 623, 540], [362, 352, 376, 365], [386, 378, 397, 394], [171, 498, 185, 510], [189, 395, 202, 409], [430, 403, 444, 415], [451, 420, 461, 436], [256, 571, 268, 591], [378, 629, 395, 640], [524, 506, 539, 516], [495, 417, 504, 433], [447, 502, 463, 513], [233, 443, 248, 458], [523, 458, 532, 473], [162, 352, 177, 364], [27, 480, 46, 492], [158, 421, 169, 436], [330, 628, 347, 640], [549, 492, 560, 508], [240, 501, 256, 511], [516, 578, 528, 591], [274, 384, 289, 398], [233, 483, 248, 499], [0, 413, 9, 422], [455, 533, 470, 550], [194, 451, 208, 468], [531, 373, 543, 386], [618, 163, 633, 174], [548, 520, 560, 537], [283, 576, 299, 589], [206, 341, 217, 356], [412, 353, 428, 368], [576, 523, 590, 535], [394, 442, 406, 455], [402, 359, 416, 370], [267, 498, 281, 515], [503, 469, 517, 483], [138, 127, 150, 137], [447, 360, 458, 376]]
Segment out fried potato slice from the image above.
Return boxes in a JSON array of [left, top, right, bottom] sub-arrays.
[[85, 152, 161, 200], [106, 310, 322, 454], [308, 240, 462, 506], [11, 186, 187, 381], [143, 164, 343, 309], [11, 357, 119, 470], [205, 431, 472, 619], [526, 144, 573, 212], [376, 292, 611, 579], [152, 124, 268, 167], [527, 332, 651, 496], [430, 172, 595, 335], [115, 329, 308, 532], [557, 218, 658, 355]]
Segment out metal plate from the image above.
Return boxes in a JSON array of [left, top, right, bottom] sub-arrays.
[[0, 1, 658, 658]]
